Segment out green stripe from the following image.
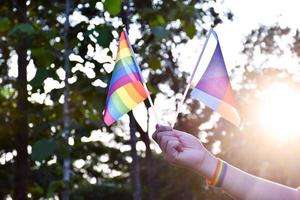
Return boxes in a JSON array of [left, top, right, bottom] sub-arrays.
[[114, 56, 135, 71], [111, 92, 129, 114]]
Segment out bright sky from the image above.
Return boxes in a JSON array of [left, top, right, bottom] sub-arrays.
[[146, 0, 300, 133], [178, 0, 300, 74]]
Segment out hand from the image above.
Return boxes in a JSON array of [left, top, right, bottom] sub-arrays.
[[152, 125, 217, 178]]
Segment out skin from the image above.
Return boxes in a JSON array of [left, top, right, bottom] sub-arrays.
[[152, 125, 300, 200]]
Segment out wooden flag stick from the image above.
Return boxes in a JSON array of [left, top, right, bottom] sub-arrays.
[[171, 29, 213, 127], [123, 28, 160, 124]]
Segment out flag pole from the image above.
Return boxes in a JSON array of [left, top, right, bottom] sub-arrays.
[[123, 28, 160, 124], [171, 29, 214, 127]]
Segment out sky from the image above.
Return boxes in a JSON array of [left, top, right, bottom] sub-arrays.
[[141, 0, 300, 134], [178, 0, 300, 74]]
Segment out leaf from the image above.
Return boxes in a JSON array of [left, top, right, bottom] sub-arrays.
[[47, 180, 64, 198], [104, 0, 122, 16], [152, 26, 170, 40], [0, 17, 11, 32], [29, 68, 48, 89], [95, 25, 113, 48], [8, 23, 35, 37], [32, 138, 56, 162], [183, 22, 196, 38], [31, 47, 53, 68], [147, 84, 160, 95], [147, 56, 160, 70], [149, 15, 166, 27], [55, 139, 69, 159]]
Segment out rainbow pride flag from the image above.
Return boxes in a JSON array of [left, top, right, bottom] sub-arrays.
[[103, 31, 148, 126], [191, 31, 240, 126]]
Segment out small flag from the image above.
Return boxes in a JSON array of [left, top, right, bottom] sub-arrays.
[[103, 31, 148, 126], [190, 31, 240, 126]]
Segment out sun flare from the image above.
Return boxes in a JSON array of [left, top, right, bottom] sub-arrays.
[[259, 83, 300, 138]]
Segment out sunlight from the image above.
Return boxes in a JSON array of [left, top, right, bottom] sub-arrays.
[[259, 83, 300, 138]]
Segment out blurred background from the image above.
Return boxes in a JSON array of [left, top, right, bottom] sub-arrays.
[[1, 0, 300, 199]]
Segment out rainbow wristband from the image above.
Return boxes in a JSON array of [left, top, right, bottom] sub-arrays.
[[206, 159, 228, 187]]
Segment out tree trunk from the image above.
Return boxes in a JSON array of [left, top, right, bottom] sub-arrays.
[[62, 0, 72, 199], [129, 112, 142, 200], [138, 107, 156, 200], [140, 109, 156, 200], [14, 0, 29, 199], [142, 133, 156, 200]]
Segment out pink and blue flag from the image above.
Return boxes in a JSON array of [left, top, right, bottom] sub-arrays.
[[103, 31, 148, 126], [191, 31, 240, 126]]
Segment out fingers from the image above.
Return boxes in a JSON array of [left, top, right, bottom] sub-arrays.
[[156, 124, 172, 132], [153, 130, 176, 145], [165, 140, 180, 164], [160, 135, 178, 153], [152, 124, 172, 141]]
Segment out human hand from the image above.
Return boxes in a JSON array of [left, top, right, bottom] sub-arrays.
[[152, 125, 217, 178]]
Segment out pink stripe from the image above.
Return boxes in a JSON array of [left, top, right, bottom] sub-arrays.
[[103, 110, 115, 126], [107, 73, 141, 97]]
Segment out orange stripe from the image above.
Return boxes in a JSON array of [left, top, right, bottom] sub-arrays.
[[222, 85, 235, 107], [118, 40, 129, 50], [132, 82, 148, 98], [123, 82, 145, 103], [217, 101, 240, 126]]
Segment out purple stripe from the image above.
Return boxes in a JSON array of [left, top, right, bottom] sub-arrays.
[[107, 73, 141, 97], [195, 76, 230, 100], [195, 43, 230, 99]]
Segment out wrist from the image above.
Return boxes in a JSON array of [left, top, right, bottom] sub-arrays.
[[196, 151, 218, 179]]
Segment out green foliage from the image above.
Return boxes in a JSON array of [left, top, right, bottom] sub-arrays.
[[46, 180, 64, 198], [31, 47, 53, 68], [152, 26, 170, 39], [0, 0, 233, 199], [104, 0, 122, 16], [0, 17, 11, 32], [8, 23, 35, 37], [95, 25, 114, 48], [183, 22, 196, 38], [71, 183, 132, 200], [32, 138, 56, 162], [29, 68, 48, 90], [147, 55, 161, 69]]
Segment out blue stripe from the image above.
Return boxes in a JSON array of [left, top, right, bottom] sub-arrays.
[[110, 63, 139, 85], [191, 88, 220, 110], [107, 98, 122, 120]]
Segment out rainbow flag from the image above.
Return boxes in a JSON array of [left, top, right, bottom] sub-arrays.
[[191, 31, 240, 126], [103, 31, 148, 126]]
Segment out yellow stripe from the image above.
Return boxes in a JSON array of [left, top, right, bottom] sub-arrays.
[[116, 86, 138, 109], [116, 48, 131, 62], [124, 83, 145, 103]]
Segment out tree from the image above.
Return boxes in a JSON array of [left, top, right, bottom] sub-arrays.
[[0, 0, 233, 199]]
